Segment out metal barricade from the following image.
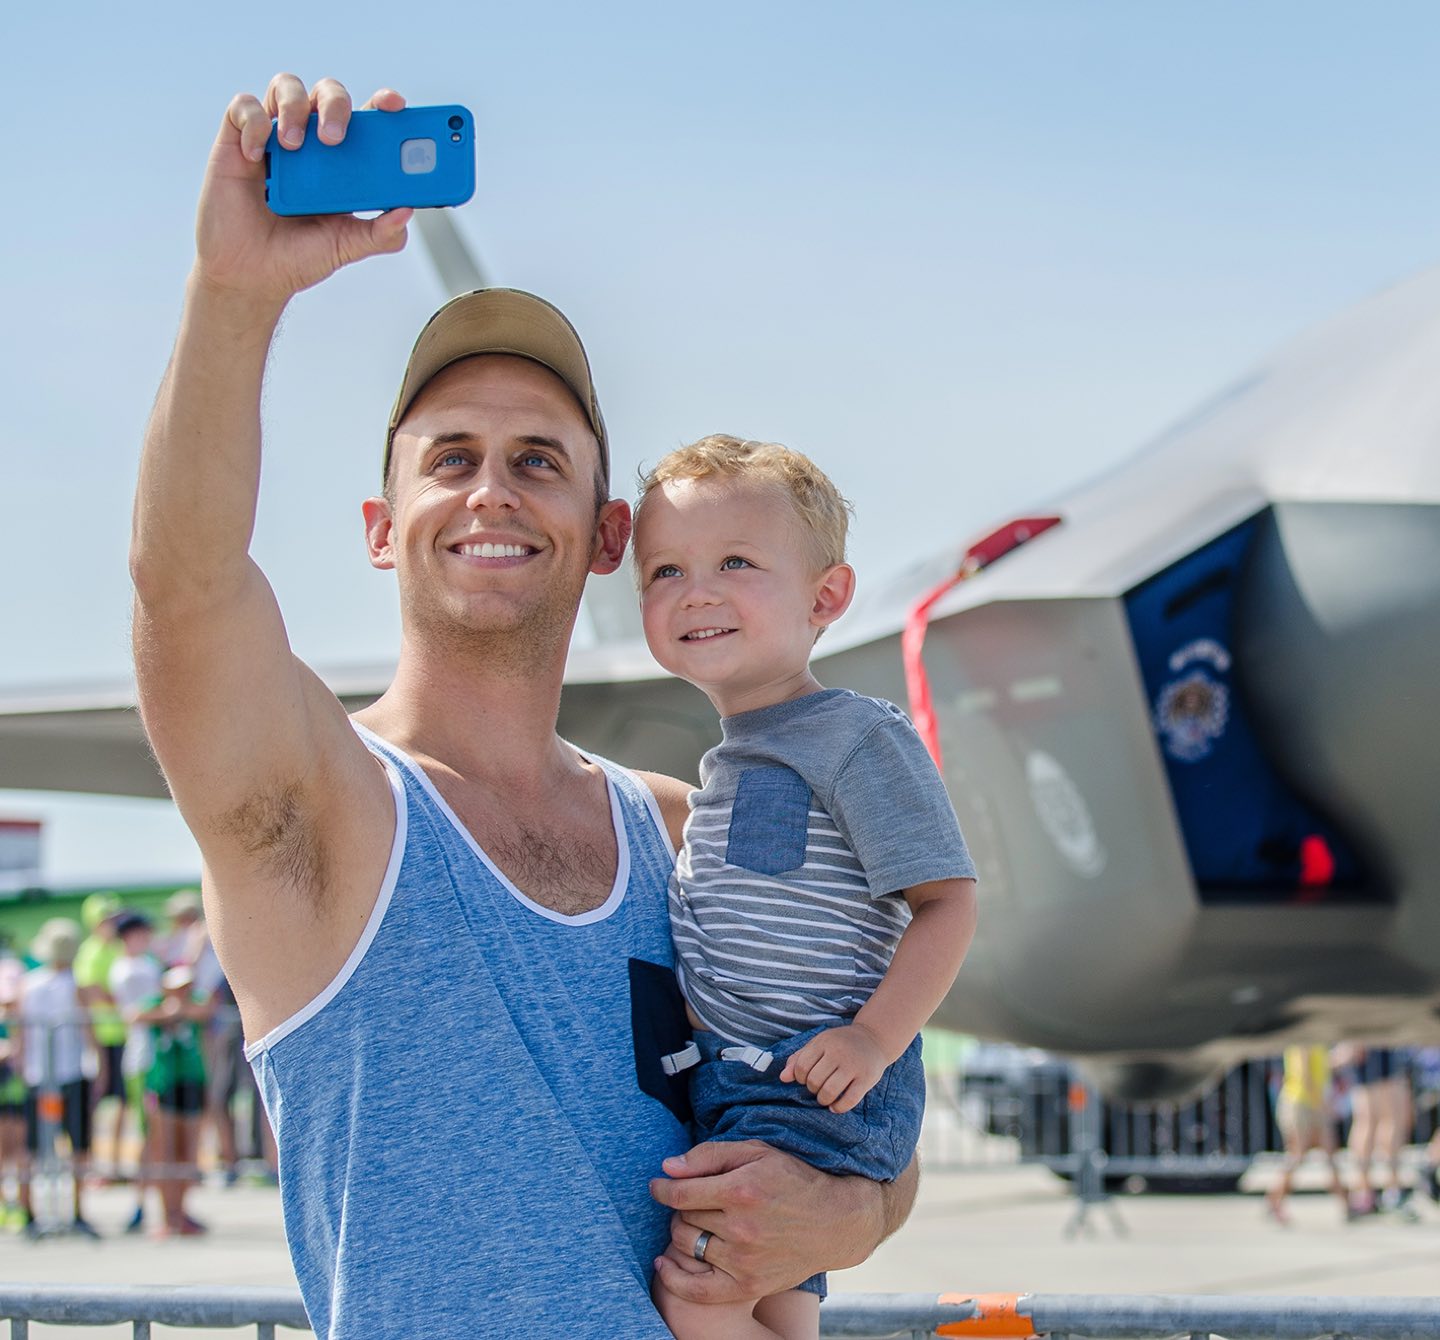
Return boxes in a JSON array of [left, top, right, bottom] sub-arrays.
[[2, 1287, 1440, 1339], [926, 1046, 1280, 1186], [0, 1285, 307, 1338]]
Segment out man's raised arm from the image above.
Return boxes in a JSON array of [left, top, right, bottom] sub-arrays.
[[131, 75, 410, 1034]]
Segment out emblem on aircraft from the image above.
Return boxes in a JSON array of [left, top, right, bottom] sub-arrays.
[[1154, 668, 1230, 763], [1025, 750, 1106, 879]]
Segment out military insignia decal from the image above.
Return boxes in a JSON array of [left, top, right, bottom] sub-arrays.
[[1155, 668, 1230, 763]]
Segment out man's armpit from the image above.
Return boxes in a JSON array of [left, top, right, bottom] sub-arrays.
[[211, 779, 329, 902]]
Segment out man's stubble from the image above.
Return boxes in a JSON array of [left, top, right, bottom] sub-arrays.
[[399, 541, 595, 681]]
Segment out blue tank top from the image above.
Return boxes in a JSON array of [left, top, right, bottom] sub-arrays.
[[245, 727, 688, 1339]]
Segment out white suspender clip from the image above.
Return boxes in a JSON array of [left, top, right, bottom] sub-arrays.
[[660, 1041, 701, 1077], [719, 1044, 775, 1073]]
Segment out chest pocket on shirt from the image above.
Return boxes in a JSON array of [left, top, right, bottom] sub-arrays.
[[726, 767, 812, 876]]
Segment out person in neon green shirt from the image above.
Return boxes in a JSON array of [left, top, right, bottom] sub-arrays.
[[72, 893, 131, 1173]]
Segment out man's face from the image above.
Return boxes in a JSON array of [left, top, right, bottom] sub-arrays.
[[365, 355, 629, 653]]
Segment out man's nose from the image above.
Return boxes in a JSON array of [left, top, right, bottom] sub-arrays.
[[465, 461, 521, 510]]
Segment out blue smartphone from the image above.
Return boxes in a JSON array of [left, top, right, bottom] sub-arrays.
[[265, 105, 475, 216]]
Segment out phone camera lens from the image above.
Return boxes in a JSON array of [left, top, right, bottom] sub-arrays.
[[448, 115, 463, 131]]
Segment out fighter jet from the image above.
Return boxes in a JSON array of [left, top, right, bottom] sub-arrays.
[[4, 224, 1438, 1099]]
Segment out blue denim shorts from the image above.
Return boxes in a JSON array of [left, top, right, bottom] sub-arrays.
[[688, 1025, 926, 1299]]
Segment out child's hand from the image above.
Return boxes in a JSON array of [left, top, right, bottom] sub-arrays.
[[779, 1024, 888, 1114]]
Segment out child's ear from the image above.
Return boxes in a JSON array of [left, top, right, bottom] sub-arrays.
[[811, 563, 856, 630]]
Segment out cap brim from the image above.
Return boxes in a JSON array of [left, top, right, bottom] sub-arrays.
[[385, 288, 607, 485]]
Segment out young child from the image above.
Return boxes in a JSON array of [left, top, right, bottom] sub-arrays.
[[632, 435, 978, 1340]]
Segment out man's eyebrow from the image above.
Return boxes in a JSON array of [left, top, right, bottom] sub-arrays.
[[424, 431, 478, 449]]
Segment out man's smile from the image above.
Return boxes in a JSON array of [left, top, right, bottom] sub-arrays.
[[445, 531, 543, 562], [453, 541, 536, 558]]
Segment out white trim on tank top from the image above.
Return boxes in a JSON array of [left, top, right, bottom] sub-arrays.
[[242, 728, 674, 1061], [624, 763, 678, 865], [351, 722, 632, 929], [244, 751, 409, 1060]]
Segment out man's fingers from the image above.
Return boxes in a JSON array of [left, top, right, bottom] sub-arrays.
[[330, 209, 412, 266], [225, 94, 271, 164], [370, 208, 414, 252], [309, 77, 353, 144], [660, 1139, 765, 1181], [360, 87, 407, 112], [266, 72, 311, 149], [670, 1219, 721, 1268], [650, 1168, 741, 1213]]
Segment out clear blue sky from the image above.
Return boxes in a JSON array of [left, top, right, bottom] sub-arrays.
[[6, 1, 1440, 883]]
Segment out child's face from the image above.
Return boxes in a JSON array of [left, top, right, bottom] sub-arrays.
[[634, 477, 848, 714]]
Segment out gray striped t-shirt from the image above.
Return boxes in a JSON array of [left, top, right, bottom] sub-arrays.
[[671, 688, 976, 1048]]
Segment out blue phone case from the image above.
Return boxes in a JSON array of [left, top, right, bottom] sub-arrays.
[[265, 105, 475, 216]]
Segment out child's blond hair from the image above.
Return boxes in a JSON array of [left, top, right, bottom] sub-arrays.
[[634, 435, 853, 571]]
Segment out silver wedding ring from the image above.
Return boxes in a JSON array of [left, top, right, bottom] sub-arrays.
[[692, 1229, 713, 1263]]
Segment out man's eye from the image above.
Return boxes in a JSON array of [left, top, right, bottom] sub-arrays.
[[720, 556, 751, 571], [437, 452, 468, 468], [518, 452, 553, 469]]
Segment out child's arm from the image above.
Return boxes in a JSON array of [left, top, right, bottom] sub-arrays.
[[780, 877, 977, 1113]]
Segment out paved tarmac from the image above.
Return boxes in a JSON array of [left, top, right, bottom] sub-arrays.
[[3, 1159, 1437, 1337]]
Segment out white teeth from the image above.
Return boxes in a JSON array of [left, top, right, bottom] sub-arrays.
[[458, 542, 530, 558], [685, 628, 731, 640]]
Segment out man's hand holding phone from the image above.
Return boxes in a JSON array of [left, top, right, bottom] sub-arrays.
[[193, 74, 413, 311]]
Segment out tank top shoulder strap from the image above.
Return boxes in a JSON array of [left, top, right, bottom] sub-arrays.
[[576, 749, 678, 882]]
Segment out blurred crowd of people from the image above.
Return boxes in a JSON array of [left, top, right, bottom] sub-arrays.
[[1265, 1042, 1440, 1226], [0, 890, 276, 1241]]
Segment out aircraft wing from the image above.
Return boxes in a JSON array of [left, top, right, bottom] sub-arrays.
[[0, 639, 719, 800]]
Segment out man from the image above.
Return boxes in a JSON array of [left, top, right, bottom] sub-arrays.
[[131, 74, 913, 1337]]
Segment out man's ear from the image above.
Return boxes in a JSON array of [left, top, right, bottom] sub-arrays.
[[811, 563, 856, 630], [590, 498, 633, 576], [362, 496, 397, 571]]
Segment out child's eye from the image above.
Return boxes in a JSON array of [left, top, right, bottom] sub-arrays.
[[651, 564, 682, 581], [720, 556, 752, 571]]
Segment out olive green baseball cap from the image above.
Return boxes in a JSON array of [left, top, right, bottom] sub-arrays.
[[384, 288, 609, 487]]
